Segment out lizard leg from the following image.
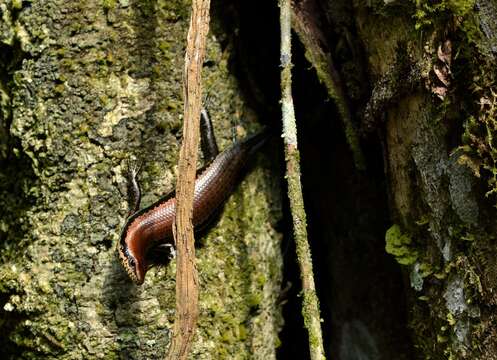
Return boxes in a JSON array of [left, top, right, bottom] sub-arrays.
[[126, 159, 142, 217], [200, 108, 219, 162]]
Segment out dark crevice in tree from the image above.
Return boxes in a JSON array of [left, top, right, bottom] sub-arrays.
[[215, 0, 415, 358], [0, 37, 39, 359], [212, 1, 311, 358], [0, 38, 36, 242], [211, 0, 281, 123], [293, 36, 414, 359], [0, 38, 29, 158]]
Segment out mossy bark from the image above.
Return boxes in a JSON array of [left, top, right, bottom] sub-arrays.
[[288, 0, 497, 359], [322, 0, 497, 358], [0, 1, 283, 359]]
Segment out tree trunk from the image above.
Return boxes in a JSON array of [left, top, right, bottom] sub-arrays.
[[0, 1, 283, 359], [298, 0, 497, 358]]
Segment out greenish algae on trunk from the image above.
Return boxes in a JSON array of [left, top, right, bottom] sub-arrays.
[[0, 0, 283, 359], [346, 0, 497, 358]]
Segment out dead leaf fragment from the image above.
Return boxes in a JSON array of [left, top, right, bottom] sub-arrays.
[[433, 63, 450, 86], [437, 39, 452, 66], [432, 85, 447, 100]]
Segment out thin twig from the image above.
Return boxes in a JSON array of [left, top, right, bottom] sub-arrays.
[[291, 1, 364, 170], [279, 1, 326, 359], [166, 0, 211, 359]]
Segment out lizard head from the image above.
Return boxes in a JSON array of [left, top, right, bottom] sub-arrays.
[[118, 227, 147, 285]]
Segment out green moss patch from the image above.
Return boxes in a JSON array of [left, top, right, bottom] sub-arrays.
[[385, 224, 418, 265]]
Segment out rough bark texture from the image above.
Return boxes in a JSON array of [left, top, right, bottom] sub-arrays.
[[0, 1, 283, 359], [288, 0, 497, 358], [332, 0, 497, 358]]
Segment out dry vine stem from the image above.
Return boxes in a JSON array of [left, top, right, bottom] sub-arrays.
[[279, 0, 326, 359], [166, 0, 211, 359]]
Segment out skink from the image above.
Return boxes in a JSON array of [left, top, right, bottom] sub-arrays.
[[118, 113, 267, 284]]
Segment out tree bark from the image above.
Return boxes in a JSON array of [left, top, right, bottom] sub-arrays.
[[321, 0, 497, 358], [286, 0, 497, 358], [0, 1, 282, 359]]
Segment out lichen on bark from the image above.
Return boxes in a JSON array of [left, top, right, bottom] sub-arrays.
[[349, 0, 497, 357], [0, 0, 283, 358]]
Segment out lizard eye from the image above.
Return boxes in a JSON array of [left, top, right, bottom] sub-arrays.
[[128, 258, 136, 269]]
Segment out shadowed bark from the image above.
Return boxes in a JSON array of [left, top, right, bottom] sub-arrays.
[[301, 0, 497, 358]]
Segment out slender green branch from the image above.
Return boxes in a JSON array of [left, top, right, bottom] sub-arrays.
[[279, 1, 326, 359]]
